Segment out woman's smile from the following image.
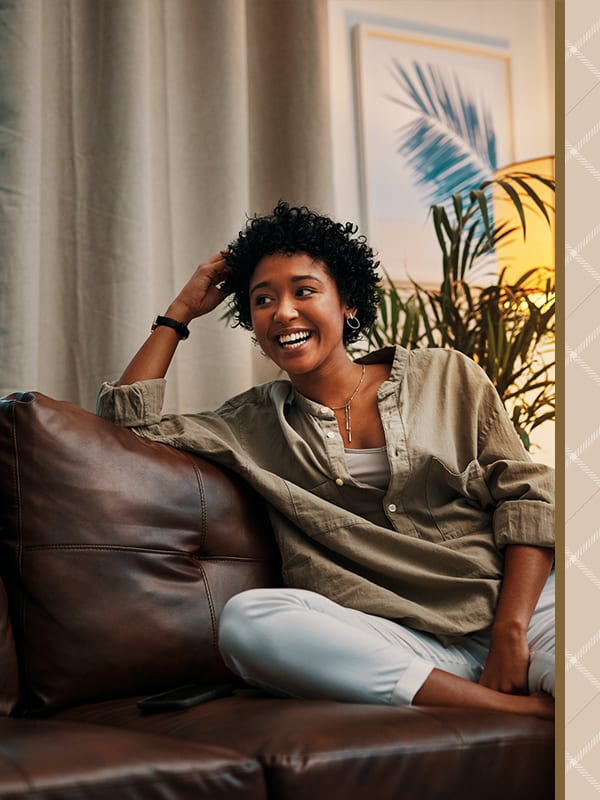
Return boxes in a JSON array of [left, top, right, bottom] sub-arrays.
[[276, 329, 314, 349]]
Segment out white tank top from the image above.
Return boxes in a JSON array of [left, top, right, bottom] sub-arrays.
[[344, 446, 390, 490]]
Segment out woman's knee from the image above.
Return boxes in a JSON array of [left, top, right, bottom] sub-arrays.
[[220, 588, 264, 646], [528, 651, 555, 697], [218, 588, 292, 660]]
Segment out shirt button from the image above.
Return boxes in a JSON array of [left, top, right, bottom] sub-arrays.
[[335, 478, 344, 486], [388, 503, 397, 513], [326, 431, 336, 439], [320, 406, 330, 415]]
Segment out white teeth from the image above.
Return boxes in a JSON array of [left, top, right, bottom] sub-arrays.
[[278, 331, 311, 347]]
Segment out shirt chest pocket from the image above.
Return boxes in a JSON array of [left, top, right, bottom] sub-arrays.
[[425, 457, 494, 540]]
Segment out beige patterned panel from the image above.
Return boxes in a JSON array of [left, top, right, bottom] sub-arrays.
[[566, 1, 600, 797]]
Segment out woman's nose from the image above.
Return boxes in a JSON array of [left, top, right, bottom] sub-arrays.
[[273, 296, 299, 321]]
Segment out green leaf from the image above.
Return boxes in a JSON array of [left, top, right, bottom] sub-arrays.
[[510, 175, 552, 224], [452, 193, 464, 226], [495, 179, 527, 238], [470, 189, 493, 242]]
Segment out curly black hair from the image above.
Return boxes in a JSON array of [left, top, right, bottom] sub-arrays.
[[223, 201, 381, 345]]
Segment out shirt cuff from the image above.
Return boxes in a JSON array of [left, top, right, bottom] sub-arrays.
[[492, 500, 555, 550], [95, 379, 167, 427]]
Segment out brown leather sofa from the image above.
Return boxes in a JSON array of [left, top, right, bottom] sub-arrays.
[[0, 391, 554, 799]]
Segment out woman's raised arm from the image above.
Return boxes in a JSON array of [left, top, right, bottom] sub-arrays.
[[117, 253, 231, 385]]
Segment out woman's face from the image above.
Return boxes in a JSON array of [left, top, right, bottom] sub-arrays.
[[249, 252, 352, 379]]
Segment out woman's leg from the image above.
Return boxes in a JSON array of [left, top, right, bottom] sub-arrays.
[[219, 587, 435, 705], [526, 571, 555, 696], [218, 587, 553, 717]]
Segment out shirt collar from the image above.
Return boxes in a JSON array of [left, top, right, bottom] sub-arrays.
[[357, 345, 407, 398], [286, 346, 407, 414]]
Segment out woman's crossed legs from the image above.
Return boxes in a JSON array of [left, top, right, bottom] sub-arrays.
[[218, 573, 554, 717]]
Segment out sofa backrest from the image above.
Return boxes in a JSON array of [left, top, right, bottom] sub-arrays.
[[0, 392, 280, 716]]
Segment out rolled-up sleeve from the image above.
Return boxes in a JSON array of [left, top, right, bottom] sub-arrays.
[[478, 388, 554, 551], [96, 379, 167, 427]]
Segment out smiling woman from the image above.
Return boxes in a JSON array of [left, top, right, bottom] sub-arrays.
[[96, 201, 555, 721]]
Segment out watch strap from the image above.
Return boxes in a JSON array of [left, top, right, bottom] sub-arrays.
[[151, 315, 190, 340]]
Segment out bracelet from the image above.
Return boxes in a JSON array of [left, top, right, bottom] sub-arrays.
[[151, 315, 190, 340]]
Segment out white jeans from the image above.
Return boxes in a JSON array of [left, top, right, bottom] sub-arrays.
[[218, 572, 555, 706]]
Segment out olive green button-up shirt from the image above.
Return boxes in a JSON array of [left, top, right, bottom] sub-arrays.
[[96, 346, 554, 641]]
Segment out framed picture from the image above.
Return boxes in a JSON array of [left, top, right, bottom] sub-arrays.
[[353, 22, 515, 286]]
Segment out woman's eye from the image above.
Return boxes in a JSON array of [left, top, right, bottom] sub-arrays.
[[296, 287, 315, 297], [254, 295, 272, 307]]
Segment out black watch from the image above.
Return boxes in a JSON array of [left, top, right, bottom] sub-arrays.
[[151, 315, 190, 340]]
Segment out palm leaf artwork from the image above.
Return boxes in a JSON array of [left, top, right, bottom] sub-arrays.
[[386, 59, 497, 211]]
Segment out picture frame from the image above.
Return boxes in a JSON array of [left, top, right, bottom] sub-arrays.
[[353, 22, 515, 286]]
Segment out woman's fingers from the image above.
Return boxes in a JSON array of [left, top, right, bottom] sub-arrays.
[[173, 254, 233, 318]]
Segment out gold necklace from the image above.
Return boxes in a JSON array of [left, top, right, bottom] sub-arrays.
[[329, 365, 366, 444]]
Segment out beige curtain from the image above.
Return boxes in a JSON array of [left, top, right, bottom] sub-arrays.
[[0, 0, 333, 412]]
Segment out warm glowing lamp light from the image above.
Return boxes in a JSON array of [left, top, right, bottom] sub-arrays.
[[492, 156, 555, 288]]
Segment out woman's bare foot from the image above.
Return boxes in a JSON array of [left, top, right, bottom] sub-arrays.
[[524, 691, 555, 720], [467, 689, 555, 720], [413, 668, 554, 719]]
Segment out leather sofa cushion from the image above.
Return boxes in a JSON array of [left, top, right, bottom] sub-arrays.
[[0, 581, 19, 715], [0, 392, 280, 715], [0, 717, 265, 800], [55, 693, 554, 800]]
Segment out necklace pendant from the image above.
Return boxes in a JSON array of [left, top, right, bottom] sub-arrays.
[[329, 364, 365, 447], [345, 405, 352, 443]]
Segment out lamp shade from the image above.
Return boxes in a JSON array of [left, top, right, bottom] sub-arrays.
[[492, 156, 555, 286]]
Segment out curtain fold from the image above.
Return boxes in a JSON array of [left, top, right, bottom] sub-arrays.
[[247, 0, 334, 215], [0, 0, 334, 411], [0, 2, 43, 397]]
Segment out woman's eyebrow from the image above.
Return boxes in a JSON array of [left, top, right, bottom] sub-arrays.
[[249, 275, 324, 295], [250, 281, 269, 296], [291, 275, 324, 284]]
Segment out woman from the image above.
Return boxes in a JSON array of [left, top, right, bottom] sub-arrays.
[[97, 202, 555, 718]]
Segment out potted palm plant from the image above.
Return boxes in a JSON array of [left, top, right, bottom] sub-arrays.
[[358, 172, 555, 450]]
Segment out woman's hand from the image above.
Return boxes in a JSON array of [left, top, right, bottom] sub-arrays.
[[478, 545, 553, 695], [167, 253, 232, 324], [116, 252, 232, 385], [478, 623, 531, 694]]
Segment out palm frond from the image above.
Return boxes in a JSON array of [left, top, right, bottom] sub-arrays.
[[387, 60, 497, 208]]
